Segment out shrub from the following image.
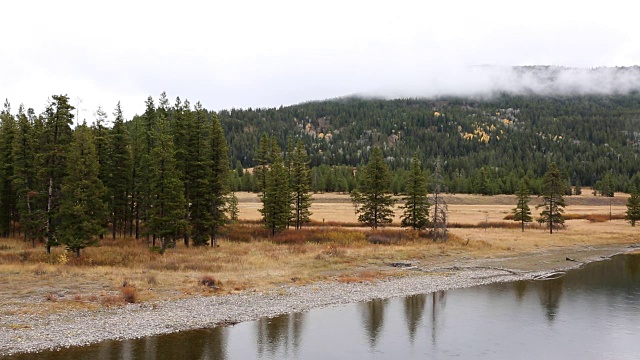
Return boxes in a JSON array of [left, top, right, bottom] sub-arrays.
[[367, 230, 404, 245], [121, 285, 138, 303], [199, 275, 221, 289]]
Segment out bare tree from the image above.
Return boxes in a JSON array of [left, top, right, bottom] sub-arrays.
[[430, 158, 448, 241]]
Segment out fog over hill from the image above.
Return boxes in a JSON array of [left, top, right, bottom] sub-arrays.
[[357, 66, 640, 101]]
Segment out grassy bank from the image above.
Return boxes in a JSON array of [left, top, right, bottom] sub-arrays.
[[0, 192, 637, 316]]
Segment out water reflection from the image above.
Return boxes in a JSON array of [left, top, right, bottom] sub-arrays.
[[537, 278, 564, 321], [403, 294, 426, 342], [625, 252, 640, 280], [429, 290, 446, 346], [513, 280, 527, 302], [5, 327, 227, 360], [255, 313, 305, 358], [359, 298, 388, 347]]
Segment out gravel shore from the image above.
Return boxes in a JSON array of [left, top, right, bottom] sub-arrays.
[[0, 245, 634, 356]]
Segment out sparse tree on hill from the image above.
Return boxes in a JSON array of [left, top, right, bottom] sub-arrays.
[[400, 155, 430, 230], [537, 163, 566, 234], [513, 179, 532, 232], [625, 185, 640, 226], [352, 147, 395, 229]]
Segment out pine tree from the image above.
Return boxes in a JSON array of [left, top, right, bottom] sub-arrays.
[[16, 108, 48, 246], [92, 106, 110, 187], [188, 102, 214, 246], [105, 102, 132, 239], [43, 95, 74, 253], [209, 112, 230, 246], [254, 133, 270, 195], [0, 100, 17, 236], [140, 96, 157, 244], [259, 150, 290, 235], [352, 147, 395, 229], [129, 113, 144, 239], [92, 106, 110, 237], [57, 124, 107, 257], [537, 162, 566, 234], [172, 97, 195, 246], [228, 192, 239, 223], [290, 140, 312, 229], [400, 155, 430, 230], [513, 179, 532, 232], [625, 185, 640, 227], [147, 113, 187, 249]]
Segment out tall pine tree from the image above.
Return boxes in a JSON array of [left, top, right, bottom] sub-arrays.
[[537, 163, 566, 234], [105, 102, 132, 239], [147, 112, 187, 249], [260, 149, 290, 235], [57, 124, 107, 257], [43, 95, 74, 253], [290, 140, 312, 229], [400, 155, 430, 230], [625, 185, 640, 227], [209, 112, 230, 246], [513, 179, 532, 232], [188, 102, 214, 246], [0, 100, 17, 236], [352, 147, 395, 229]]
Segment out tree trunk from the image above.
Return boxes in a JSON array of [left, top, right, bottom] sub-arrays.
[[46, 174, 54, 254]]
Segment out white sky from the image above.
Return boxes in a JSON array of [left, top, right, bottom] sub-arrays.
[[1, 0, 639, 121]]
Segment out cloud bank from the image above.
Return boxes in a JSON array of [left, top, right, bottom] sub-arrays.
[[359, 66, 640, 101]]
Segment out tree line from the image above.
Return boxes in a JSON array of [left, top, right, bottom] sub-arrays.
[[0, 93, 229, 256], [218, 94, 640, 195]]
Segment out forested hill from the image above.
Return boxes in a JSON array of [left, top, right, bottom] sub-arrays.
[[219, 94, 640, 193]]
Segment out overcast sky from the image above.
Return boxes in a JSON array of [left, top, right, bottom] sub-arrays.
[[1, 0, 639, 121]]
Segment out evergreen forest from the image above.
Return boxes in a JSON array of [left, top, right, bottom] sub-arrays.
[[221, 93, 640, 195]]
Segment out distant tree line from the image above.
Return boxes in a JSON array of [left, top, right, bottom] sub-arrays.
[[219, 95, 640, 195]]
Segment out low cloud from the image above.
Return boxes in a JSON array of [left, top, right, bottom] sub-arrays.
[[360, 66, 640, 100]]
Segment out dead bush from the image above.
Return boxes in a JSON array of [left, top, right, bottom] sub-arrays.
[[121, 285, 138, 303], [368, 230, 403, 245], [199, 275, 221, 289]]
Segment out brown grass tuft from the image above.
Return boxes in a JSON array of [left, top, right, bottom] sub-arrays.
[[121, 285, 138, 303], [199, 275, 221, 289], [505, 213, 626, 222], [146, 273, 158, 286]]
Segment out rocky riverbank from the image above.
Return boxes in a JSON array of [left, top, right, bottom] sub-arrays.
[[1, 244, 636, 356]]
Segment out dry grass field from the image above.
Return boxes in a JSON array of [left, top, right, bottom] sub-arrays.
[[0, 190, 638, 316], [236, 191, 629, 225]]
